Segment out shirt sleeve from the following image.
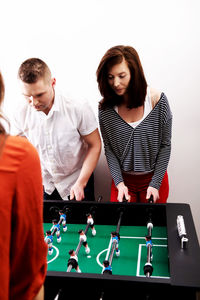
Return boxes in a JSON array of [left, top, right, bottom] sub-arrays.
[[99, 110, 124, 187], [149, 116, 172, 190], [77, 102, 98, 136], [11, 105, 27, 136], [10, 138, 47, 300]]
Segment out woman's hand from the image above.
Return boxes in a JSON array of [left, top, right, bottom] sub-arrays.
[[146, 186, 159, 203], [116, 182, 131, 202]]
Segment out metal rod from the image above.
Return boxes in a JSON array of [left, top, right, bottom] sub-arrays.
[[116, 211, 123, 233], [54, 289, 62, 300], [108, 211, 123, 266], [144, 213, 154, 278], [147, 222, 153, 238], [147, 244, 151, 264], [108, 239, 117, 265], [100, 210, 124, 300], [67, 223, 90, 272]]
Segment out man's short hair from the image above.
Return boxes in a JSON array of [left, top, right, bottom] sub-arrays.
[[18, 58, 51, 84]]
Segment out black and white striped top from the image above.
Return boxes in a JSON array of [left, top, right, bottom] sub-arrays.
[[98, 93, 172, 190]]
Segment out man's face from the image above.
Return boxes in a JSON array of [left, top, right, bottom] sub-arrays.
[[21, 77, 56, 115]]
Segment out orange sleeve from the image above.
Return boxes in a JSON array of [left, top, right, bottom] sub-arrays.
[[9, 137, 47, 300]]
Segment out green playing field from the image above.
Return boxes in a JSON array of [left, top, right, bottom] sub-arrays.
[[44, 223, 170, 278]]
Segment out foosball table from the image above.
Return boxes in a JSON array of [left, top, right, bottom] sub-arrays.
[[43, 200, 200, 300]]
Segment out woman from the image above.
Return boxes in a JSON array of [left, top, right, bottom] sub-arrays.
[[0, 72, 47, 299], [97, 45, 172, 203]]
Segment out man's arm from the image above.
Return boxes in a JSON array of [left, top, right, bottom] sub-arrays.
[[70, 128, 101, 201]]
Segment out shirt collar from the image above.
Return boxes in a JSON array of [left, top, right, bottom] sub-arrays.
[[51, 89, 60, 112]]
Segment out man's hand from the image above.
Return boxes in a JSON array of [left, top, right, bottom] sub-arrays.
[[70, 181, 85, 201]]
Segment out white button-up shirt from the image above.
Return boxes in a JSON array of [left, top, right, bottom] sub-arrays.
[[12, 91, 98, 200]]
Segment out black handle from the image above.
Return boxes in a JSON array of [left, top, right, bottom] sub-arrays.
[[123, 196, 128, 203], [148, 195, 154, 203]]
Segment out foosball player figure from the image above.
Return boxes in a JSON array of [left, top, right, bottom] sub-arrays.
[[111, 231, 120, 257], [68, 250, 81, 273], [145, 235, 153, 262], [86, 213, 96, 236], [78, 229, 90, 254], [44, 230, 54, 255], [51, 219, 61, 243], [58, 210, 67, 232], [103, 260, 112, 275]]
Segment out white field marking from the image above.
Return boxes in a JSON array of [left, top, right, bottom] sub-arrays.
[[96, 237, 113, 271], [136, 244, 170, 279], [136, 243, 142, 276], [120, 236, 167, 240], [47, 245, 59, 264], [96, 249, 108, 268], [105, 237, 113, 260]]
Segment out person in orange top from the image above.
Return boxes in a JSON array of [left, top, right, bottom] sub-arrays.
[[0, 72, 47, 299]]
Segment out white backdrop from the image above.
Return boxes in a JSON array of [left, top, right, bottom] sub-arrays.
[[1, 0, 200, 243]]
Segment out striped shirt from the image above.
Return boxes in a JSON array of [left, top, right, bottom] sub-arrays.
[[98, 93, 172, 190]]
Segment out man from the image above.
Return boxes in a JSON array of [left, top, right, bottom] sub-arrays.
[[13, 58, 101, 201]]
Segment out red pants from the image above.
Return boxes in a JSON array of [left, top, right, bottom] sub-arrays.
[[110, 171, 169, 203]]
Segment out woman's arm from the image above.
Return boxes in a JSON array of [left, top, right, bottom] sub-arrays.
[[99, 113, 130, 202], [33, 285, 44, 300]]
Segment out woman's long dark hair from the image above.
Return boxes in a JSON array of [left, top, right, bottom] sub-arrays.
[[97, 45, 147, 110]]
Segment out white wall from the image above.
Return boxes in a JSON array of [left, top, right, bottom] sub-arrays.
[[1, 0, 200, 243]]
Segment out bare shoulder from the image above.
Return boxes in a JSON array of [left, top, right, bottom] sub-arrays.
[[149, 87, 162, 108]]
